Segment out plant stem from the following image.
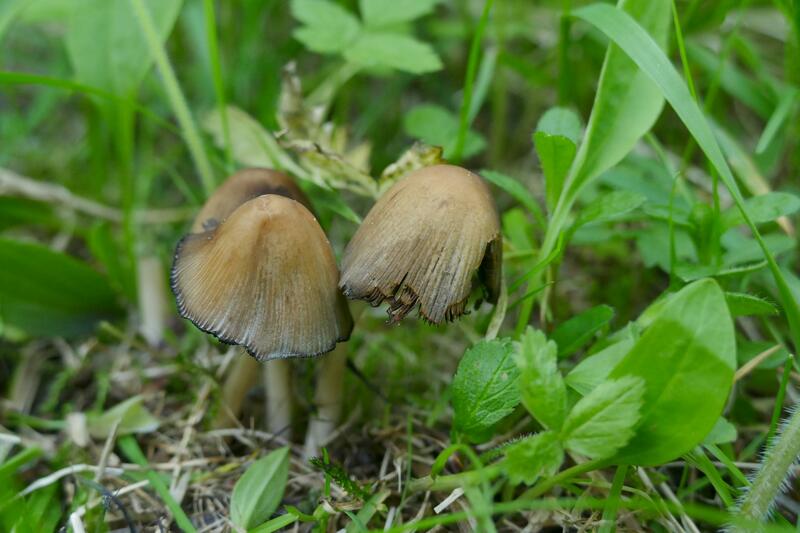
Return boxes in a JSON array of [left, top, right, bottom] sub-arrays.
[[407, 465, 503, 493], [523, 458, 608, 499], [130, 0, 215, 197], [735, 403, 800, 528], [304, 345, 347, 459]]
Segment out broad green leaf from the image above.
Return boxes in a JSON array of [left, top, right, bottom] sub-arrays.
[[86, 396, 160, 439], [565, 337, 635, 395], [551, 305, 615, 358], [403, 104, 485, 159], [291, 0, 361, 54], [515, 328, 567, 430], [577, 191, 647, 226], [607, 279, 735, 465], [230, 447, 290, 530], [344, 32, 442, 74], [0, 197, 56, 231], [721, 192, 800, 229], [562, 376, 645, 459], [725, 292, 779, 318], [452, 338, 520, 442], [0, 238, 120, 337], [562, 0, 670, 206], [359, 0, 440, 27], [502, 431, 564, 486], [65, 0, 183, 95], [572, 2, 800, 353], [534, 132, 576, 212]]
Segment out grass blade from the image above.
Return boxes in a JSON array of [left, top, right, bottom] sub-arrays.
[[572, 2, 800, 353]]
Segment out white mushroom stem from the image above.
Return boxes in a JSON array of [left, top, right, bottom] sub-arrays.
[[303, 344, 348, 459], [137, 255, 169, 346], [263, 358, 292, 436], [212, 355, 260, 429]]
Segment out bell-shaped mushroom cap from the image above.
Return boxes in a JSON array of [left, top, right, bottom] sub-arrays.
[[340, 164, 501, 324], [191, 168, 312, 233], [172, 195, 353, 360]]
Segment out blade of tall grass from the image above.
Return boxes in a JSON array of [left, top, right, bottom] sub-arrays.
[[203, 0, 232, 168], [572, 2, 800, 353], [130, 0, 216, 197], [452, 0, 494, 162]]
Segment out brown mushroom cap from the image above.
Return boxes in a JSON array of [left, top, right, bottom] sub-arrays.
[[339, 164, 501, 324], [191, 168, 312, 233], [172, 195, 353, 360]]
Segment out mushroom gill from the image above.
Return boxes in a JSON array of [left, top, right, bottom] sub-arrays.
[[340, 164, 501, 324], [172, 194, 352, 359]]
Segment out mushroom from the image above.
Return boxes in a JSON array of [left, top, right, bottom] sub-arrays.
[[340, 164, 501, 324], [171, 169, 353, 444]]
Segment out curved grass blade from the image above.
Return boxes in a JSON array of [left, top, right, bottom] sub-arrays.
[[572, 2, 800, 353]]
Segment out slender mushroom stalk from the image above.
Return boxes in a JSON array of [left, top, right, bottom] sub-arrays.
[[171, 192, 352, 434], [264, 359, 292, 435], [171, 168, 334, 432], [340, 164, 502, 324], [303, 344, 347, 458], [137, 254, 169, 346]]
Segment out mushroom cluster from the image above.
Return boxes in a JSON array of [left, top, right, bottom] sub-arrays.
[[171, 164, 501, 456]]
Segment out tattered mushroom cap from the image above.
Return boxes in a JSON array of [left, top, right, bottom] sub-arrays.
[[191, 168, 312, 233], [340, 164, 501, 324], [172, 195, 353, 360]]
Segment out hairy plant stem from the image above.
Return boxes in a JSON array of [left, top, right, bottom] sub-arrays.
[[735, 404, 800, 528]]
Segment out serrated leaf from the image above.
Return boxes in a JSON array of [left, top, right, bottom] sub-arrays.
[[452, 338, 520, 442], [86, 396, 160, 439], [359, 0, 440, 26], [725, 292, 779, 317], [578, 191, 647, 226], [551, 305, 615, 358], [515, 328, 567, 430], [344, 32, 442, 74], [65, 0, 183, 95], [562, 375, 645, 459], [503, 431, 564, 486], [231, 447, 290, 529], [290, 0, 361, 54], [403, 104, 485, 159], [608, 279, 736, 465]]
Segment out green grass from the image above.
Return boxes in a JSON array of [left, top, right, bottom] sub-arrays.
[[1, 0, 799, 531]]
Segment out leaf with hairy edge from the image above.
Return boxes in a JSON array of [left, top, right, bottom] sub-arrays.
[[503, 431, 564, 485]]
